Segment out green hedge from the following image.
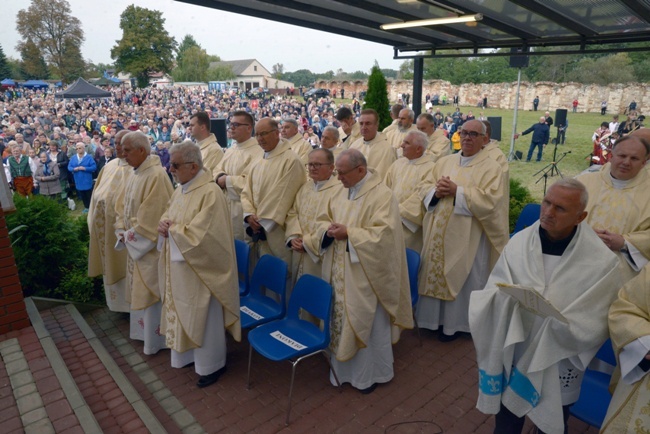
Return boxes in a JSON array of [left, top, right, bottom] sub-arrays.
[[509, 178, 536, 233], [6, 195, 104, 304]]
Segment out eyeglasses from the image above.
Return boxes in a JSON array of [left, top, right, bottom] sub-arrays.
[[305, 162, 330, 169], [170, 162, 193, 169], [459, 130, 484, 139], [255, 129, 277, 138], [229, 122, 251, 129], [337, 165, 361, 176]]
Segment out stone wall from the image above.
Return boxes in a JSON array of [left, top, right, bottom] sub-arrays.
[[317, 79, 650, 114]]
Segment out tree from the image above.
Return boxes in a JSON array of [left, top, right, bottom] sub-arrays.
[[272, 63, 284, 79], [172, 46, 210, 82], [16, 0, 84, 80], [398, 61, 414, 80], [282, 69, 317, 87], [19, 39, 49, 79], [0, 45, 11, 80], [176, 34, 200, 66], [111, 5, 177, 88], [567, 53, 635, 85], [6, 58, 23, 80], [58, 39, 86, 82], [364, 65, 391, 130], [206, 64, 236, 81]]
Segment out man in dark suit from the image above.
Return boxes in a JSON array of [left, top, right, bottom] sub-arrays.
[[96, 146, 115, 174], [544, 111, 554, 127], [518, 117, 550, 162]]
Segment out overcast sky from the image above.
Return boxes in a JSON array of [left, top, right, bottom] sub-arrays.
[[1, 0, 404, 74]]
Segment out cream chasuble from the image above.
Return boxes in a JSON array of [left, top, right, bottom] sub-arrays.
[[427, 129, 451, 162], [338, 121, 361, 150], [419, 150, 509, 301], [159, 169, 241, 353], [604, 265, 650, 433], [115, 155, 173, 310], [241, 139, 305, 266], [286, 133, 313, 166], [384, 154, 436, 253], [285, 175, 343, 284], [88, 158, 132, 312], [387, 125, 418, 157], [349, 132, 396, 180], [308, 172, 413, 362], [577, 164, 650, 283], [382, 119, 399, 134], [197, 133, 224, 178], [214, 137, 262, 241]]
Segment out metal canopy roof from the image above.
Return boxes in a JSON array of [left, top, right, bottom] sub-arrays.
[[176, 0, 650, 59]]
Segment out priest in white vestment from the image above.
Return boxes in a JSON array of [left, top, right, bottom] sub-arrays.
[[349, 109, 396, 179], [88, 130, 132, 312], [576, 134, 650, 283], [115, 131, 173, 355], [470, 179, 620, 434], [241, 117, 305, 274], [285, 148, 342, 285], [158, 140, 240, 388], [215, 111, 263, 242], [386, 108, 418, 158], [189, 111, 224, 177], [418, 120, 509, 341], [384, 131, 436, 253], [415, 113, 451, 162], [306, 149, 413, 394], [604, 263, 650, 433], [281, 118, 313, 165], [319, 126, 343, 161], [335, 107, 361, 150]]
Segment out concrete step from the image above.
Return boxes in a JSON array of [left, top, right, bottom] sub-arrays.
[[24, 298, 169, 433]]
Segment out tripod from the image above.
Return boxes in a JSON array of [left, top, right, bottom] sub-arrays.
[[533, 150, 571, 195]]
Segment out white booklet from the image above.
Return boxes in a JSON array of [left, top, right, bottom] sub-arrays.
[[497, 283, 568, 324]]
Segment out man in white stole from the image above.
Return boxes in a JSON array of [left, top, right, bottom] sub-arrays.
[[189, 111, 224, 176], [319, 126, 343, 161], [469, 180, 620, 434], [349, 109, 396, 179], [384, 131, 436, 253], [285, 148, 342, 285], [280, 118, 313, 165], [415, 113, 450, 162], [576, 134, 650, 284], [417, 120, 509, 341], [158, 141, 240, 388], [241, 117, 305, 274], [115, 131, 173, 355], [604, 263, 650, 433], [306, 149, 412, 394], [88, 130, 132, 312], [335, 107, 361, 150], [215, 111, 263, 241]]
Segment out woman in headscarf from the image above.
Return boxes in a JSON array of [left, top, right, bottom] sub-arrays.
[[34, 151, 61, 199]]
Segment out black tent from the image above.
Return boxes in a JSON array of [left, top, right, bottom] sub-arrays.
[[55, 77, 112, 99]]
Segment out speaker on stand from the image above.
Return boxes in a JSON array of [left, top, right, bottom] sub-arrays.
[[487, 117, 502, 141], [210, 118, 228, 149]]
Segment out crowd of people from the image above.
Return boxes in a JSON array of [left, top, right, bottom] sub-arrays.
[[3, 83, 650, 433]]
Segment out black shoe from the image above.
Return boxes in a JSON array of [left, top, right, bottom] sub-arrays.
[[438, 331, 459, 342], [196, 366, 227, 388], [358, 383, 377, 395], [182, 362, 195, 369]]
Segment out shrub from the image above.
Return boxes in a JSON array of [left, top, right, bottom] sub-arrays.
[[509, 178, 536, 233], [364, 65, 391, 130], [5, 195, 104, 304]]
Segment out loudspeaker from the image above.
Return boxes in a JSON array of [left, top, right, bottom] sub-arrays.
[[509, 47, 530, 68], [487, 116, 502, 141], [515, 151, 523, 160], [554, 109, 568, 128], [210, 118, 228, 149]]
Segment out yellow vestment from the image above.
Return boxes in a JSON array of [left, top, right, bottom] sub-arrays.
[[197, 133, 224, 178], [349, 132, 396, 180]]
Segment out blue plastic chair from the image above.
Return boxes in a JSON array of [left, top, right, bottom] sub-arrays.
[[511, 203, 541, 237], [405, 248, 422, 346], [246, 274, 341, 425], [235, 240, 251, 296], [239, 255, 288, 329], [569, 339, 616, 428]]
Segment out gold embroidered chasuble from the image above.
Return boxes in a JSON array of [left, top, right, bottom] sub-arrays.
[[577, 164, 650, 283], [604, 265, 650, 433], [427, 129, 451, 161], [88, 158, 132, 311], [419, 150, 509, 301], [159, 169, 241, 352], [115, 155, 173, 310], [384, 154, 437, 253], [285, 175, 343, 282], [308, 172, 413, 362], [197, 133, 224, 178], [214, 137, 263, 240], [349, 132, 396, 179]]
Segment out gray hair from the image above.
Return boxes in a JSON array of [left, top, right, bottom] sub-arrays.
[[323, 125, 340, 139], [123, 131, 150, 154], [551, 179, 589, 210], [309, 148, 334, 165], [338, 148, 367, 168], [170, 140, 203, 170], [406, 131, 428, 150], [282, 118, 299, 128]]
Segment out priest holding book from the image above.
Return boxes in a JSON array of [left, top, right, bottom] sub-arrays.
[[469, 179, 621, 434]]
